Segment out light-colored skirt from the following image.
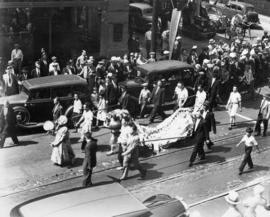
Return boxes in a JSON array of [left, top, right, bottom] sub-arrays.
[[229, 104, 238, 117]]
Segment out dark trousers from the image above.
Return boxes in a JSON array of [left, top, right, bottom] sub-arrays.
[[239, 146, 253, 172], [189, 140, 205, 163], [255, 118, 268, 135], [81, 138, 87, 151], [118, 144, 123, 166], [0, 131, 19, 148], [149, 105, 166, 122], [82, 168, 93, 187]]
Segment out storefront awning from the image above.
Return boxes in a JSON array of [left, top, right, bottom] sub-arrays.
[[0, 0, 105, 9]]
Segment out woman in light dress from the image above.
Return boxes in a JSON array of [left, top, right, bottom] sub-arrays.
[[96, 93, 107, 127], [50, 115, 75, 166], [226, 85, 242, 130]]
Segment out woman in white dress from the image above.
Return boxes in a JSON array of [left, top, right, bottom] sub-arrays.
[[96, 94, 107, 127], [226, 86, 242, 130], [50, 115, 75, 166]]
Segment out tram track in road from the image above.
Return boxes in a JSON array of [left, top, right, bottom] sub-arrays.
[[2, 132, 266, 199]]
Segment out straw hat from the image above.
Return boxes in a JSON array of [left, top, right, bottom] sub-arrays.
[[225, 191, 240, 205], [57, 115, 68, 126], [43, 121, 54, 131]]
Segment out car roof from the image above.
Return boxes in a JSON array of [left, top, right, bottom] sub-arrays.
[[129, 3, 152, 10], [11, 183, 149, 217], [23, 75, 87, 90], [137, 60, 193, 75], [229, 1, 254, 8]]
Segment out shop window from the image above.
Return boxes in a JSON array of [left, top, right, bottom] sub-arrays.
[[113, 24, 123, 42]]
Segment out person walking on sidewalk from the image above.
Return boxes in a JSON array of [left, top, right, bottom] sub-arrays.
[[222, 191, 243, 217], [236, 127, 261, 175], [255, 94, 270, 137], [82, 132, 97, 187], [226, 85, 242, 130], [119, 123, 146, 181]]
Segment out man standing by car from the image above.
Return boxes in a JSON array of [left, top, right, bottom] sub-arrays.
[[0, 101, 19, 149], [149, 80, 166, 124], [82, 132, 97, 187], [207, 68, 220, 111], [255, 94, 270, 137]]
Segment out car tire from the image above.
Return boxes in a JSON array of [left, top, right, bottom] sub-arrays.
[[13, 106, 30, 125]]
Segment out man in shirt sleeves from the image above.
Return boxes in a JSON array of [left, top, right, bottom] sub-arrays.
[[11, 43, 23, 75], [174, 81, 188, 110]]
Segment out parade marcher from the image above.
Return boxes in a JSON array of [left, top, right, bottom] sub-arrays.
[[149, 80, 166, 124], [0, 101, 19, 148], [189, 111, 210, 167], [241, 62, 255, 100], [221, 191, 243, 217], [82, 132, 97, 187], [10, 43, 23, 75], [119, 123, 146, 181], [174, 81, 188, 110], [194, 84, 207, 113], [96, 93, 107, 127], [236, 127, 260, 175], [243, 185, 270, 217], [202, 101, 216, 150], [139, 83, 151, 118], [75, 102, 93, 152], [226, 86, 242, 130], [207, 67, 220, 111], [52, 97, 63, 124], [72, 93, 82, 131], [255, 94, 270, 137], [50, 115, 75, 166]]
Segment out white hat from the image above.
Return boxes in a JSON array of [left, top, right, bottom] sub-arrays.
[[242, 49, 249, 56], [176, 36, 182, 40], [203, 59, 210, 65], [163, 50, 170, 55], [207, 63, 214, 68], [107, 72, 113, 77], [229, 52, 237, 58], [111, 56, 117, 61], [225, 191, 240, 205], [195, 64, 201, 70], [252, 43, 258, 48], [57, 115, 68, 126], [253, 185, 265, 195], [209, 39, 215, 44], [43, 121, 54, 131], [192, 45, 198, 50]]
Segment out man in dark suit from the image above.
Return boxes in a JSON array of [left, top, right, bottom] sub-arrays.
[[0, 101, 19, 148], [149, 80, 166, 124], [202, 101, 216, 150], [189, 112, 210, 167], [198, 47, 209, 65], [207, 68, 220, 111], [82, 132, 97, 187], [105, 74, 119, 111], [31, 61, 42, 78], [40, 54, 49, 77]]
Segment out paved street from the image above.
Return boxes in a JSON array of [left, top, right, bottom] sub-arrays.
[[1, 87, 270, 217]]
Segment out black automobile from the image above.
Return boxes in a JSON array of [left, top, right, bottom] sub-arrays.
[[10, 183, 189, 217], [119, 60, 195, 113], [0, 75, 90, 128]]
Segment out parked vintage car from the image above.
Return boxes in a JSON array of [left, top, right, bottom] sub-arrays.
[[119, 60, 195, 112], [0, 75, 90, 128], [202, 2, 229, 32], [10, 183, 189, 217], [129, 2, 153, 32]]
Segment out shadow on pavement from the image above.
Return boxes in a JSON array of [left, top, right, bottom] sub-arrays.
[[97, 144, 110, 152], [242, 164, 269, 175], [211, 145, 232, 154], [195, 155, 226, 166], [68, 157, 84, 168]]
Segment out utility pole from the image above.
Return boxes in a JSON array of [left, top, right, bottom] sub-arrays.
[[151, 0, 158, 53]]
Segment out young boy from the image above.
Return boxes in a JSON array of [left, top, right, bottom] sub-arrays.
[[236, 127, 260, 175]]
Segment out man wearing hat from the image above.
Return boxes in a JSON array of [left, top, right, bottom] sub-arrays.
[[82, 132, 97, 187], [221, 191, 242, 217], [31, 61, 42, 78], [10, 43, 23, 75], [172, 36, 182, 60], [255, 94, 270, 137], [236, 127, 260, 175]]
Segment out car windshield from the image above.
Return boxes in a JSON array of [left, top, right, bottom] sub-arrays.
[[142, 8, 152, 16]]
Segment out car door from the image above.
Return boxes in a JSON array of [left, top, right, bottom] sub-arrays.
[[26, 88, 52, 123]]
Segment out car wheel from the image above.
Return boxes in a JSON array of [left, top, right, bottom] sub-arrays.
[[13, 106, 30, 125]]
